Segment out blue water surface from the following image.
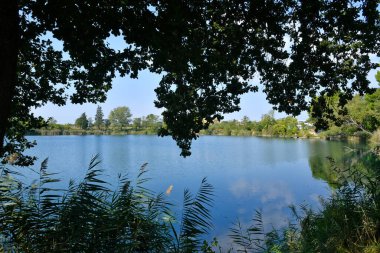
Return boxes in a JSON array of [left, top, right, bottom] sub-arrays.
[[22, 135, 357, 245]]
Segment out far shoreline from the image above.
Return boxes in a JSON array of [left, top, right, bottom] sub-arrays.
[[28, 130, 349, 141]]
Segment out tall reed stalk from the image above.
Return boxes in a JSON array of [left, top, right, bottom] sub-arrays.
[[0, 155, 214, 253]]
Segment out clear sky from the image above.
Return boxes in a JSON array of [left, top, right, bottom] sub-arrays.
[[32, 70, 294, 124], [32, 36, 379, 124], [32, 67, 379, 124]]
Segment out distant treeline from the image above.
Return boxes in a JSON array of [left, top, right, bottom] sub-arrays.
[[29, 106, 164, 136], [200, 112, 315, 138], [29, 106, 316, 138]]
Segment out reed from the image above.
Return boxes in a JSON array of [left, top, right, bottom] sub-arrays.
[[0, 156, 214, 253]]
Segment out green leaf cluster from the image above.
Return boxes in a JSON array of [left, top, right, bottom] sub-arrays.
[[75, 113, 89, 130], [94, 106, 105, 129], [202, 113, 312, 138], [109, 106, 133, 130], [311, 88, 380, 137], [2, 1, 379, 162]]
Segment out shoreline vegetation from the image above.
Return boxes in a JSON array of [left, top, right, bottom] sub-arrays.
[[26, 107, 321, 138], [30, 86, 380, 141], [26, 117, 318, 139], [27, 125, 373, 141], [27, 114, 371, 142]]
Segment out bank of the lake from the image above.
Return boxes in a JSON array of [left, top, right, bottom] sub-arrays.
[[29, 125, 376, 144], [30, 112, 318, 138], [27, 127, 319, 139]]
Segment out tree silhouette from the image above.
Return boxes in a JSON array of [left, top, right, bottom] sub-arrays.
[[1, 1, 379, 164]]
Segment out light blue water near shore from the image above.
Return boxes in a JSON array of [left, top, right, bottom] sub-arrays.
[[22, 135, 361, 244]]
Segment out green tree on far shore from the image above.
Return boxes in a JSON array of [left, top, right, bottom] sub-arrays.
[[258, 111, 276, 133], [132, 118, 142, 131], [310, 88, 380, 136], [94, 106, 104, 129], [109, 107, 132, 130], [104, 119, 110, 130], [75, 113, 89, 130]]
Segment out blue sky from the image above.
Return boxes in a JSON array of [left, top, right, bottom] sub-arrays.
[[32, 35, 379, 124], [32, 35, 297, 123], [32, 68, 379, 124], [33, 70, 294, 123]]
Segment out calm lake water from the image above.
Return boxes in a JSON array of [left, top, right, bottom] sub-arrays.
[[23, 135, 364, 244]]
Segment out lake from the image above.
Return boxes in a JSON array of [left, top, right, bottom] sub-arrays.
[[22, 135, 364, 245]]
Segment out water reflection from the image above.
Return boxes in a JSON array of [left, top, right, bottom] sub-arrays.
[[308, 140, 379, 187], [227, 178, 300, 234], [229, 179, 294, 206]]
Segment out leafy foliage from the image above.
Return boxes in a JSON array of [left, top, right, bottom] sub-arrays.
[[108, 106, 132, 130], [94, 105, 104, 129], [75, 112, 89, 130], [32, 110, 164, 136], [173, 178, 214, 252], [1, 1, 379, 162], [155, 0, 380, 156], [201, 113, 312, 138], [310, 88, 380, 137], [229, 211, 265, 252]]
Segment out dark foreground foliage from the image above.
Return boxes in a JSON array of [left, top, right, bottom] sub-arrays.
[[0, 156, 214, 252]]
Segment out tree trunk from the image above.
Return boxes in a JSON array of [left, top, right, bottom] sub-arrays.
[[0, 1, 19, 155]]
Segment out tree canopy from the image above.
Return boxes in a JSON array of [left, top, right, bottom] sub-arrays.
[[1, 1, 379, 164], [109, 106, 132, 130], [75, 113, 89, 130], [310, 88, 380, 135], [94, 106, 104, 129]]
